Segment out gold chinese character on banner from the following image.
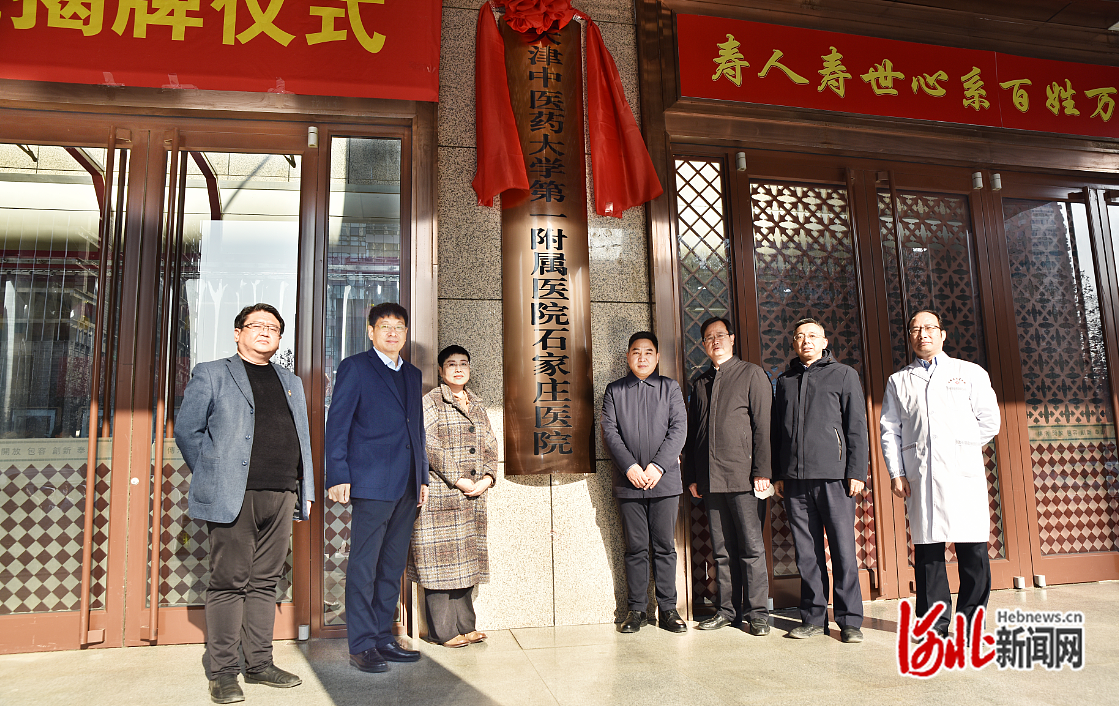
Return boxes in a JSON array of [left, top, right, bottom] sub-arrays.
[[711, 34, 749, 86], [860, 59, 904, 96], [1085, 87, 1117, 122], [1046, 79, 1080, 116], [999, 78, 1032, 113], [307, 0, 385, 53], [911, 70, 948, 97], [212, 0, 293, 46], [757, 49, 808, 84], [961, 67, 990, 111], [9, 0, 105, 35], [818, 47, 852, 97], [112, 0, 203, 40]]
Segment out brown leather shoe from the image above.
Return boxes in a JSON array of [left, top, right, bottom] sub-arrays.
[[443, 635, 470, 648], [465, 631, 487, 643]]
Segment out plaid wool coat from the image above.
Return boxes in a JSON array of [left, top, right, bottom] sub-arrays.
[[406, 384, 499, 590]]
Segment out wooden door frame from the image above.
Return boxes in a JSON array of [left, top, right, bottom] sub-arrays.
[[0, 116, 140, 653]]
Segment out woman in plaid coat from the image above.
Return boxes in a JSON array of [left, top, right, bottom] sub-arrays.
[[407, 345, 498, 648]]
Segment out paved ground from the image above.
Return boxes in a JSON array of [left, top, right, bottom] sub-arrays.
[[2, 581, 1114, 706]]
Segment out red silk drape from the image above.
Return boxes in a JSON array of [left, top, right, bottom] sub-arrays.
[[471, 4, 663, 217]]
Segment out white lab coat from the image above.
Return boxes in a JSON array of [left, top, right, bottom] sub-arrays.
[[880, 353, 1001, 545]]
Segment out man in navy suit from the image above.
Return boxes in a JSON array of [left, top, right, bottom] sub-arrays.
[[326, 302, 429, 673]]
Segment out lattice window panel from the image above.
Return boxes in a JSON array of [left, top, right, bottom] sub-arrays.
[[675, 159, 733, 380], [750, 182, 877, 576], [675, 158, 732, 609], [879, 191, 988, 372], [1003, 199, 1119, 556]]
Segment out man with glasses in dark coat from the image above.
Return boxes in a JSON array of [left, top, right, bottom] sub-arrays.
[[773, 318, 869, 644], [683, 316, 773, 636]]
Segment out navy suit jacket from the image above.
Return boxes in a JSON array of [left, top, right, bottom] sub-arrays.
[[325, 348, 429, 501]]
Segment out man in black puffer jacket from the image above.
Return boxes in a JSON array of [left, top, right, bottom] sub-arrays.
[[773, 318, 869, 644]]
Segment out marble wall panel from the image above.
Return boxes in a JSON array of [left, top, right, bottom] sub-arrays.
[[474, 470, 556, 630], [438, 6, 478, 150], [437, 146, 503, 300], [549, 462, 628, 625]]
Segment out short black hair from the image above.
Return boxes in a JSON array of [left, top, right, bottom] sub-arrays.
[[368, 302, 409, 328], [700, 316, 734, 340], [234, 303, 284, 334], [906, 309, 942, 331], [628, 331, 658, 352], [438, 345, 470, 367], [793, 317, 826, 337]]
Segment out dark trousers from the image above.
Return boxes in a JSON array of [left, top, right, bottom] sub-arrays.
[[346, 492, 417, 654], [914, 541, 991, 633], [424, 587, 476, 644], [784, 479, 864, 629], [705, 491, 769, 621], [206, 489, 296, 677], [618, 496, 679, 613]]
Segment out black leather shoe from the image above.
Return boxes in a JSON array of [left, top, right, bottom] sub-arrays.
[[840, 626, 864, 643], [696, 614, 733, 630], [787, 623, 826, 639], [748, 617, 771, 636], [658, 609, 688, 633], [379, 641, 421, 662], [618, 610, 647, 633], [349, 648, 389, 673], [209, 674, 244, 704], [244, 664, 302, 687]]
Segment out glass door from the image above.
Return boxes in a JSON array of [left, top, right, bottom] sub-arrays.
[[984, 174, 1119, 586], [124, 129, 316, 645], [0, 138, 129, 651]]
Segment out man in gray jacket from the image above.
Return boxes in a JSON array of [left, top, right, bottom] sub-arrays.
[[683, 317, 773, 636], [176, 303, 314, 704], [601, 331, 688, 634], [773, 318, 868, 644]]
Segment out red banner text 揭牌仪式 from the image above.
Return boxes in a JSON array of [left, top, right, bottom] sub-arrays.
[[0, 0, 440, 102], [676, 14, 1119, 140]]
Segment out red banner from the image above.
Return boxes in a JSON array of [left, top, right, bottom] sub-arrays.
[[0, 0, 440, 101], [677, 14, 1119, 140]]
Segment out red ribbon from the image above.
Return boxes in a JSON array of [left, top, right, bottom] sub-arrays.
[[472, 3, 663, 218]]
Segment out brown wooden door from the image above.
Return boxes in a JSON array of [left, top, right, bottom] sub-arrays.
[[866, 165, 1030, 599], [670, 148, 1042, 613]]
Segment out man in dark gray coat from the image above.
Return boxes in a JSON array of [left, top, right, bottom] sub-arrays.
[[176, 303, 314, 704], [773, 318, 868, 644], [683, 317, 773, 636], [601, 331, 688, 634]]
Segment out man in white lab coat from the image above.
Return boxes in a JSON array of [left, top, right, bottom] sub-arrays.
[[880, 310, 1001, 637]]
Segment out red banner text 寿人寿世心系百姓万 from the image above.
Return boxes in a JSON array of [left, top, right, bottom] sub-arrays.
[[676, 14, 1119, 140]]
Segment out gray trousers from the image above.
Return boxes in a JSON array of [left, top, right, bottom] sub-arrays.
[[784, 479, 864, 628], [617, 496, 679, 613], [206, 489, 296, 676], [705, 491, 769, 621], [424, 587, 477, 644]]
